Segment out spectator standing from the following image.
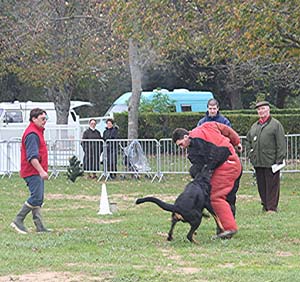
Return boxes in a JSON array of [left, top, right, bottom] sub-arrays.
[[103, 118, 118, 179], [197, 98, 231, 127], [81, 119, 103, 179], [246, 101, 286, 213], [172, 122, 242, 239], [11, 108, 50, 234]]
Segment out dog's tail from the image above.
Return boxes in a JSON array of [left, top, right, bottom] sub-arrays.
[[136, 197, 175, 213]]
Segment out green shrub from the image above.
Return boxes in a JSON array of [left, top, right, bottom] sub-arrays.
[[115, 111, 300, 139]]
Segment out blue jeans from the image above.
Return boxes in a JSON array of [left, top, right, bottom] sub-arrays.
[[24, 175, 44, 207]]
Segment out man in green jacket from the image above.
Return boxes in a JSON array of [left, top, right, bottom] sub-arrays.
[[247, 101, 286, 213]]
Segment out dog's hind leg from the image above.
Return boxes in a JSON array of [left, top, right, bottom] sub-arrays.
[[206, 204, 225, 234], [187, 219, 201, 243], [211, 214, 225, 234], [167, 215, 178, 241]]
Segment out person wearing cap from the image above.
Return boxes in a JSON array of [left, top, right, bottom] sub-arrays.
[[197, 98, 231, 127], [246, 101, 286, 213]]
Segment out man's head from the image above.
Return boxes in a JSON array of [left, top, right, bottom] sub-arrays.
[[206, 98, 219, 117], [29, 108, 47, 128], [172, 128, 190, 148], [255, 101, 270, 119], [89, 118, 97, 129], [106, 118, 114, 129]]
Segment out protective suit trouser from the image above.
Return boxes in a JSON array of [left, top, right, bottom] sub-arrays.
[[210, 156, 242, 231]]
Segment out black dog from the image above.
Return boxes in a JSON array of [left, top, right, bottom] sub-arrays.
[[136, 168, 223, 243]]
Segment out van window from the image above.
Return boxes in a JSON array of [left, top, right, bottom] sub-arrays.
[[106, 104, 128, 115], [70, 111, 76, 122], [181, 104, 192, 112], [4, 110, 23, 123]]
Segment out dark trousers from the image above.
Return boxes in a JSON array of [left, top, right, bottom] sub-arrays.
[[255, 167, 280, 211], [226, 171, 242, 217]]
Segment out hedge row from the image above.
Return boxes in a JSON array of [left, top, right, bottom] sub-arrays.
[[222, 108, 300, 115], [115, 112, 300, 139]]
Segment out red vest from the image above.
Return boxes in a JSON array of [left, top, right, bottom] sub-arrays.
[[20, 122, 48, 178]]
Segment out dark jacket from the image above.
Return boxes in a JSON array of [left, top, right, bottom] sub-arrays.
[[103, 126, 118, 141], [103, 126, 119, 171], [81, 128, 102, 171], [246, 117, 286, 167], [197, 111, 231, 127]]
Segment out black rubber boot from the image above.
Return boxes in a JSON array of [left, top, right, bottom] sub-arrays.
[[10, 203, 32, 234], [32, 207, 51, 233]]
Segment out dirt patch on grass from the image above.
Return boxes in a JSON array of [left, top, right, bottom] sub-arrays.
[[47, 193, 99, 201], [158, 248, 203, 274], [114, 193, 176, 201], [0, 271, 109, 282], [155, 265, 201, 274], [237, 194, 258, 201], [276, 251, 293, 257], [93, 218, 123, 224], [218, 262, 235, 268], [177, 267, 201, 274]]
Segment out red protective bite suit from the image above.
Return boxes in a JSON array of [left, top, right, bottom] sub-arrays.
[[189, 122, 242, 231]]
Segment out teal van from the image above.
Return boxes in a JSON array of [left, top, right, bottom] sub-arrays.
[[104, 88, 214, 116]]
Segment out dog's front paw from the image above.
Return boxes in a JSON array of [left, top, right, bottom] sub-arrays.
[[167, 236, 173, 241]]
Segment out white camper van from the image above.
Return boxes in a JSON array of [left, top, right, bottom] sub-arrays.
[[0, 100, 91, 126], [0, 100, 91, 140], [0, 100, 92, 175]]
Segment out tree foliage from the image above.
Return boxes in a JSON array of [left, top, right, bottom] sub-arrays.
[[1, 0, 122, 123], [1, 0, 300, 128], [139, 90, 175, 113], [167, 0, 300, 108], [103, 0, 192, 138]]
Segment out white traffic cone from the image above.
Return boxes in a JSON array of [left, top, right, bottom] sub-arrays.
[[98, 183, 112, 215]]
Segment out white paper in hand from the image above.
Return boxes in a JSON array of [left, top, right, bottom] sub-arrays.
[[271, 159, 286, 173]]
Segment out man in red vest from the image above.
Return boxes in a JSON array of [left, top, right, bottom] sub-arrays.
[[11, 108, 50, 234], [172, 122, 243, 239]]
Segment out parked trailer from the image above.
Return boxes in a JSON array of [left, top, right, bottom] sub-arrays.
[[93, 88, 214, 134], [105, 88, 214, 116]]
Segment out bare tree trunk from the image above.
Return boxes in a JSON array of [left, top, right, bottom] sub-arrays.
[[128, 38, 142, 139], [45, 83, 73, 124], [226, 66, 243, 109], [276, 88, 288, 108], [228, 88, 243, 109]]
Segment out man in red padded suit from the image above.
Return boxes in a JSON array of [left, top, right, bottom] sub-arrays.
[[172, 122, 242, 239]]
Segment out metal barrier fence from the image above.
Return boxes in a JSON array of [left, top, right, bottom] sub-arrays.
[[0, 140, 8, 177], [0, 138, 21, 178], [1, 135, 300, 180]]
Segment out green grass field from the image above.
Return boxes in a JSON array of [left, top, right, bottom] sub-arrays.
[[1, 173, 300, 282]]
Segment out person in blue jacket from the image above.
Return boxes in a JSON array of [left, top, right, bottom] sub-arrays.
[[197, 98, 231, 127]]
